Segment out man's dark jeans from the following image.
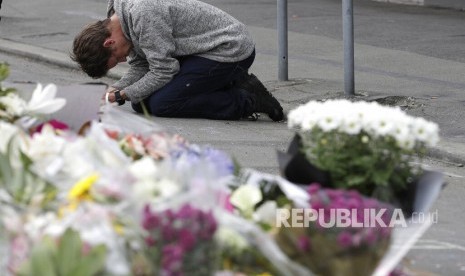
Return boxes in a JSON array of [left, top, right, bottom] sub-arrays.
[[131, 51, 255, 120]]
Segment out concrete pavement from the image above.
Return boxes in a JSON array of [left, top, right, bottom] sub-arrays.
[[0, 0, 464, 166]]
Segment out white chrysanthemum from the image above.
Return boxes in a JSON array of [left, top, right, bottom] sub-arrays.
[[392, 123, 411, 146], [287, 99, 440, 149], [316, 114, 341, 132], [412, 117, 440, 147], [26, 83, 66, 115], [370, 115, 396, 136], [341, 114, 363, 135], [396, 135, 415, 150]]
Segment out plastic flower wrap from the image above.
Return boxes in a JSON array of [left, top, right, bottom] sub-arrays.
[[275, 183, 394, 276], [286, 99, 440, 203]]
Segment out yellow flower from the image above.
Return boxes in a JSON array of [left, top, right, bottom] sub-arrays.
[[113, 222, 125, 235], [68, 173, 99, 201]]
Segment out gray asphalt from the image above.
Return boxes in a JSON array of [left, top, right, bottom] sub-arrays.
[[1, 0, 465, 275]]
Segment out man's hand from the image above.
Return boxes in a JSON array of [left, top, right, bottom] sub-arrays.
[[103, 87, 127, 105]]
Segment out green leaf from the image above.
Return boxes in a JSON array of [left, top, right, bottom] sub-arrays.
[[29, 237, 58, 276], [0, 151, 14, 187], [19, 150, 34, 170], [57, 228, 82, 275], [73, 244, 107, 276], [345, 174, 367, 187]]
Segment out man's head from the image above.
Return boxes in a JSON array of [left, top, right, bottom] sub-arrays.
[[71, 16, 132, 78]]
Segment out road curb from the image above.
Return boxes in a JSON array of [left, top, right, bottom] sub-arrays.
[[428, 141, 465, 167]]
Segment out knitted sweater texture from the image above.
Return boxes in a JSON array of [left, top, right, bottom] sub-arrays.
[[107, 0, 255, 103]]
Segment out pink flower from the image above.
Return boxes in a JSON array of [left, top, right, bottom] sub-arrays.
[[222, 193, 235, 213]]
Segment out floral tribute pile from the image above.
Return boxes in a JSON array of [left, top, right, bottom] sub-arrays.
[[1, 62, 437, 276], [0, 63, 296, 275]]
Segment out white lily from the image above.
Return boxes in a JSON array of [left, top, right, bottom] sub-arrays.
[[26, 83, 66, 115]]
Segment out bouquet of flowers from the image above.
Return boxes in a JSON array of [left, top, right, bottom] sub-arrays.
[[285, 99, 440, 209], [0, 66, 285, 275], [142, 203, 218, 275], [275, 183, 393, 276]]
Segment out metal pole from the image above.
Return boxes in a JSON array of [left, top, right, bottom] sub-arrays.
[[277, 0, 288, 81], [343, 0, 355, 96]]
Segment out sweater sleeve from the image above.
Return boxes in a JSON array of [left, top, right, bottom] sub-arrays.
[[112, 54, 148, 92], [118, 7, 180, 103]]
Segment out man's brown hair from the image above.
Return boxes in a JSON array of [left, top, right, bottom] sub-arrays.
[[71, 19, 111, 78]]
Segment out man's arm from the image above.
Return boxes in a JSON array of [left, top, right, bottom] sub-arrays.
[[114, 6, 179, 104], [111, 55, 149, 97]]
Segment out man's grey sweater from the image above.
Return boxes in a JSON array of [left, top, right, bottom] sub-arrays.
[[107, 0, 255, 103]]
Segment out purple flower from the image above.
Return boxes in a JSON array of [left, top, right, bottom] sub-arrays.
[[380, 225, 393, 239], [202, 147, 235, 177], [145, 236, 156, 247], [161, 245, 184, 274], [142, 203, 218, 274], [346, 198, 360, 210], [142, 205, 160, 230], [176, 204, 195, 219], [304, 185, 394, 249], [310, 199, 324, 211], [179, 229, 196, 251], [161, 224, 177, 241], [362, 228, 378, 246], [199, 211, 217, 239], [326, 189, 345, 200], [297, 236, 311, 252], [351, 233, 363, 247], [307, 183, 321, 195], [337, 231, 353, 249]]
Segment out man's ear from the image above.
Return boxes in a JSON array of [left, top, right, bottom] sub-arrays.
[[103, 38, 114, 48]]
